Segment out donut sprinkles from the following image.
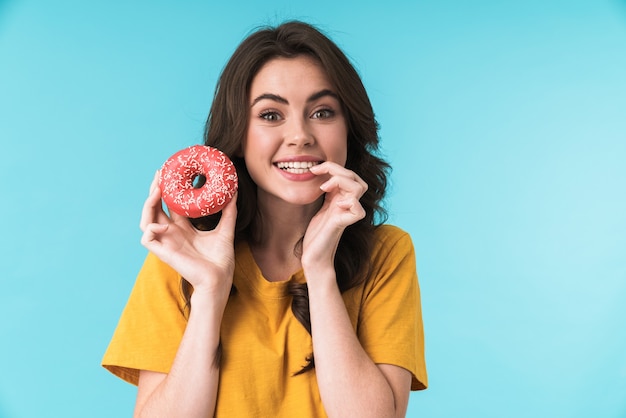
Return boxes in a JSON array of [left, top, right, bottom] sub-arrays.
[[159, 145, 238, 218]]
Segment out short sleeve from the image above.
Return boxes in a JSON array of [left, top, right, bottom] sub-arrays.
[[102, 252, 188, 385], [357, 226, 428, 390]]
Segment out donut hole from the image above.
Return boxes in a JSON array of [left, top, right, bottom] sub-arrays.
[[192, 173, 207, 189], [190, 212, 222, 231]]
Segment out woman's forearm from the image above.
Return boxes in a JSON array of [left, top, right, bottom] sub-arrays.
[[306, 269, 398, 418], [134, 293, 224, 418]]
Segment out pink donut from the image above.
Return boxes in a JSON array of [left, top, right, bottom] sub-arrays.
[[159, 145, 238, 218]]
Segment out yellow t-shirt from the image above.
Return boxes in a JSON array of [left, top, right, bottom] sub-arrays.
[[102, 224, 427, 417]]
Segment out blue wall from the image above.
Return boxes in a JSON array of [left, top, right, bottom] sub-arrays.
[[1, 1, 625, 417]]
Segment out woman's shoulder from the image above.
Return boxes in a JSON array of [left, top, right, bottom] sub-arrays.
[[132, 252, 184, 302], [373, 224, 413, 247], [138, 251, 181, 283], [369, 224, 416, 265]]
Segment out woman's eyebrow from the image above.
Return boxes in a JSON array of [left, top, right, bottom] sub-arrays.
[[307, 89, 339, 103], [251, 93, 288, 107], [250, 89, 339, 107]]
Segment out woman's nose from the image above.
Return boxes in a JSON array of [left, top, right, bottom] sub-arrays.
[[285, 117, 314, 147]]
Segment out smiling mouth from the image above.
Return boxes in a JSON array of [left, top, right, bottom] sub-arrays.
[[275, 161, 322, 174]]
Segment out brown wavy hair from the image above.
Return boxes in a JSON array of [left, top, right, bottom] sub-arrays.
[[185, 21, 390, 375]]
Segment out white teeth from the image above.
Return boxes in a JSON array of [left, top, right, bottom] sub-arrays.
[[276, 161, 320, 172]]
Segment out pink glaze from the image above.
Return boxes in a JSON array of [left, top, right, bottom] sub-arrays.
[[159, 145, 238, 218]]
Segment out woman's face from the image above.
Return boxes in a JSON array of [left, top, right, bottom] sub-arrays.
[[244, 55, 348, 208]]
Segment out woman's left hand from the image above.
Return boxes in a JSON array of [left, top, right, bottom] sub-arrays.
[[301, 162, 368, 270]]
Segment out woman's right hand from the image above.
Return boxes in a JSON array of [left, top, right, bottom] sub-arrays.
[[139, 171, 237, 302]]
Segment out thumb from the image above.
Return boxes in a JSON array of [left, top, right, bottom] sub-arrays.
[[216, 193, 238, 239]]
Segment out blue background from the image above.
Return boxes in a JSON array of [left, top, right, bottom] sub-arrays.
[[1, 1, 625, 417]]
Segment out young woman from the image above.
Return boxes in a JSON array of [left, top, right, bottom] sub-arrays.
[[103, 21, 427, 417]]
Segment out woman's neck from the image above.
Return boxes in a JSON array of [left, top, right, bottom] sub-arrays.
[[248, 194, 322, 281]]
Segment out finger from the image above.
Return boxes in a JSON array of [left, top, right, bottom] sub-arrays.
[[337, 197, 366, 216], [320, 174, 368, 197], [140, 177, 169, 231], [309, 161, 345, 175], [169, 210, 192, 228], [139, 187, 160, 231], [334, 198, 366, 226], [140, 223, 169, 248], [312, 163, 368, 194], [216, 192, 238, 239], [149, 170, 160, 194], [310, 161, 365, 183]]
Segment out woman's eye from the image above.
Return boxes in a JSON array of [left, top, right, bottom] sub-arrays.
[[260, 111, 281, 122], [312, 108, 335, 119]]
